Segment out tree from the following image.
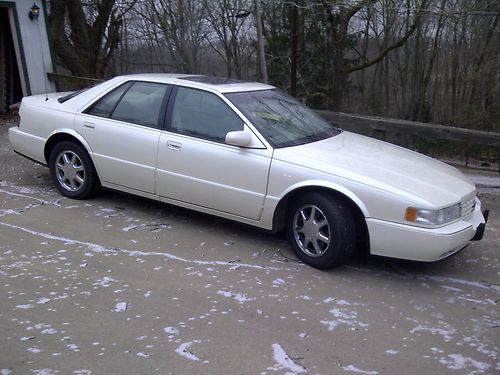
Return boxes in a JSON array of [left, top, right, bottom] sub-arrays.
[[48, 0, 136, 78], [262, 0, 430, 109], [319, 0, 431, 109], [141, 0, 208, 74], [203, 0, 255, 79]]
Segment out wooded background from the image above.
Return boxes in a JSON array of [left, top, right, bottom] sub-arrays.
[[47, 0, 499, 132]]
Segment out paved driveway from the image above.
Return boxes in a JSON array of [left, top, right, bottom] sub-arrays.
[[0, 118, 499, 374]]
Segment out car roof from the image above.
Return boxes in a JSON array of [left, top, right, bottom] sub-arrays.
[[56, 74, 276, 111], [113, 73, 275, 93]]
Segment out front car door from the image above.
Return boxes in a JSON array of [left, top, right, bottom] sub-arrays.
[[75, 81, 171, 194], [156, 86, 272, 220]]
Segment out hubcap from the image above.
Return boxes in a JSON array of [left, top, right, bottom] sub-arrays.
[[55, 150, 85, 192], [293, 205, 331, 257]]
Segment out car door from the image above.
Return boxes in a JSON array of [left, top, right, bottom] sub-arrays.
[[75, 81, 171, 194], [156, 86, 272, 220]]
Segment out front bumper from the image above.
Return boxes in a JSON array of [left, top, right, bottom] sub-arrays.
[[367, 199, 487, 262], [471, 209, 489, 241]]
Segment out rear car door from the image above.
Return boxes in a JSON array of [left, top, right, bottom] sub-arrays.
[[75, 81, 171, 194], [156, 86, 272, 220]]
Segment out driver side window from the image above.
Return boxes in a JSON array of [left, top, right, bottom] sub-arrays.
[[170, 87, 244, 143]]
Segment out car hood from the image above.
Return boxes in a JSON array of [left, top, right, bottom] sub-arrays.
[[274, 131, 475, 207]]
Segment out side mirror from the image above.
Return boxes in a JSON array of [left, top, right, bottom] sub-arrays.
[[225, 131, 252, 147]]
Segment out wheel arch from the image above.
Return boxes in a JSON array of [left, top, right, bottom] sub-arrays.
[[272, 183, 370, 248], [44, 129, 101, 183], [44, 129, 94, 165]]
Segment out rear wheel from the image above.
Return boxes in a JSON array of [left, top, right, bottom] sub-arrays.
[[49, 141, 97, 199], [286, 192, 356, 269]]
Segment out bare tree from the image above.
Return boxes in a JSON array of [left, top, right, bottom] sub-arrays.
[[203, 0, 255, 79], [138, 0, 208, 73], [319, 0, 431, 109]]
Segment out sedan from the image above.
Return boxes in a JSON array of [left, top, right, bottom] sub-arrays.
[[9, 74, 488, 269]]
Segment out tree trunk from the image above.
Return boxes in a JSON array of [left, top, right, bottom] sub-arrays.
[[290, 3, 299, 96], [48, 0, 123, 79]]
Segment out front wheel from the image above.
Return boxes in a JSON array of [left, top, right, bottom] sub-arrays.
[[286, 193, 356, 269], [49, 141, 98, 199]]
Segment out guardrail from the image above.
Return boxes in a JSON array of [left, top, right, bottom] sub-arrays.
[[316, 111, 499, 171], [316, 111, 500, 147]]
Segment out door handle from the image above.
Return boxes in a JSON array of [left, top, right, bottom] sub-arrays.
[[83, 122, 95, 129], [167, 140, 182, 150]]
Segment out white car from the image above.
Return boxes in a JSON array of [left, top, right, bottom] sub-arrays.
[[9, 74, 488, 269]]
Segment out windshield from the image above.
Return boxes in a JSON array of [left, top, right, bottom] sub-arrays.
[[225, 89, 340, 148]]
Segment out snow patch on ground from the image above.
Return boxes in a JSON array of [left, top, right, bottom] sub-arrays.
[[385, 349, 399, 355], [16, 304, 34, 310], [164, 327, 180, 336], [217, 290, 256, 303], [41, 328, 57, 335], [175, 341, 208, 363], [321, 308, 369, 331], [272, 278, 285, 286], [268, 343, 306, 374], [97, 277, 116, 287], [114, 302, 127, 312], [439, 354, 490, 372], [121, 224, 139, 232], [343, 365, 378, 374], [410, 324, 456, 342], [419, 275, 500, 292], [32, 370, 58, 375], [0, 189, 49, 204]]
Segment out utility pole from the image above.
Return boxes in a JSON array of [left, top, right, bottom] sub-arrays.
[[255, 0, 268, 83]]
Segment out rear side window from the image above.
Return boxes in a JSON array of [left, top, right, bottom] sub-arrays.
[[86, 82, 131, 117], [85, 81, 170, 128]]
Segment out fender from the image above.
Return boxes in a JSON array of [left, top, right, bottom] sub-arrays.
[[46, 128, 95, 155], [44, 128, 101, 176], [278, 179, 370, 217], [260, 179, 370, 231]]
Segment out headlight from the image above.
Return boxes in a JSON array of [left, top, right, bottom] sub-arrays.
[[405, 203, 461, 227]]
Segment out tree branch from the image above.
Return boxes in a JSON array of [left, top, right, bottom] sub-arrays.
[[345, 0, 378, 23], [346, 0, 430, 74]]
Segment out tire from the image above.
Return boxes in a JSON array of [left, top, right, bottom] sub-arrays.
[[286, 192, 356, 269], [49, 141, 98, 199]]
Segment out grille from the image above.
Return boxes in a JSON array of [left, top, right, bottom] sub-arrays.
[[461, 196, 476, 221]]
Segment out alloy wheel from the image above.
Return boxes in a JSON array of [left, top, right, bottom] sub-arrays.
[[293, 204, 331, 257], [55, 150, 85, 192]]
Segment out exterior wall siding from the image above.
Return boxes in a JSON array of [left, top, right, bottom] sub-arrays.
[[0, 0, 55, 102]]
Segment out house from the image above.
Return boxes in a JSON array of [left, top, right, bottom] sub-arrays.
[[0, 0, 55, 112]]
